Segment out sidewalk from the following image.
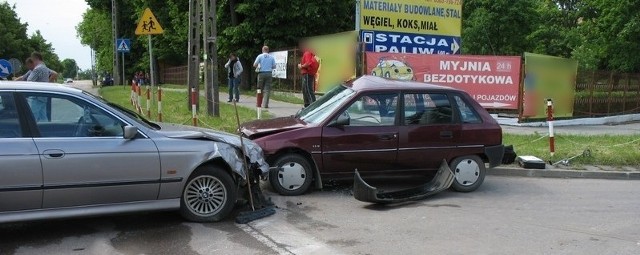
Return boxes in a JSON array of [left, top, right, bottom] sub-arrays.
[[162, 88, 302, 118]]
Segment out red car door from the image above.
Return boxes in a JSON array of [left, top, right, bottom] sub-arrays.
[[397, 92, 461, 171], [321, 93, 400, 175]]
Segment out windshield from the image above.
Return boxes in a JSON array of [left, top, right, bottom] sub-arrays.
[[297, 84, 356, 124], [83, 91, 160, 130]]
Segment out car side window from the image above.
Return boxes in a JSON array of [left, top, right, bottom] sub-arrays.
[[404, 93, 452, 125], [341, 93, 398, 126], [23, 93, 125, 137], [454, 95, 482, 124], [0, 92, 22, 138]]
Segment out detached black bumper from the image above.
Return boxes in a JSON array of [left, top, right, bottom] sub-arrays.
[[353, 160, 455, 204]]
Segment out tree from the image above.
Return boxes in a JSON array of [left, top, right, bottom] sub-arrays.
[[573, 0, 640, 72], [527, 0, 583, 58], [0, 2, 33, 72], [461, 0, 539, 55], [28, 31, 63, 73], [61, 59, 79, 78], [76, 8, 113, 72]]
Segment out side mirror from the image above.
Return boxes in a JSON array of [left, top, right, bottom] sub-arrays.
[[328, 113, 350, 127], [123, 125, 138, 139]]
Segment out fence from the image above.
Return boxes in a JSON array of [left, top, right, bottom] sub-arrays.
[[159, 65, 188, 85], [574, 70, 640, 117]]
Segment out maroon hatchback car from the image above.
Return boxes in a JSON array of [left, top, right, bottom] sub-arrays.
[[241, 76, 504, 196]]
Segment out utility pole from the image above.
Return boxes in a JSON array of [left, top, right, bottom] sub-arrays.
[[111, 0, 120, 85], [204, 0, 219, 116], [187, 0, 201, 111]]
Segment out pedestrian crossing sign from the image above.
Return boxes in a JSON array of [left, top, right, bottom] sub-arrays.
[[116, 39, 131, 53], [135, 8, 164, 35]]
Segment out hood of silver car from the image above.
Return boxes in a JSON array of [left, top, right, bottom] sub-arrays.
[[156, 123, 269, 177]]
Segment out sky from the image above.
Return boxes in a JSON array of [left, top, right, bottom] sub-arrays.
[[4, 0, 92, 70]]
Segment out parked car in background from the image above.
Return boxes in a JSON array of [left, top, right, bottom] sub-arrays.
[[241, 75, 504, 196], [65, 78, 73, 83], [0, 81, 269, 223]]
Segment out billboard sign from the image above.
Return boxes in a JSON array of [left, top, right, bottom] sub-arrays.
[[269, 50, 288, 79], [366, 52, 522, 109], [359, 0, 462, 36], [305, 31, 357, 92], [522, 53, 577, 119], [361, 30, 460, 54]]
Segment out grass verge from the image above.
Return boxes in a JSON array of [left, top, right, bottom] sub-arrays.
[[503, 133, 640, 166], [100, 86, 270, 133]]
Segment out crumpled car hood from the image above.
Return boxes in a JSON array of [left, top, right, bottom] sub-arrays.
[[240, 116, 306, 138], [157, 123, 269, 179]]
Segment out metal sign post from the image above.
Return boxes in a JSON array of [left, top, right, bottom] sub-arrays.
[[148, 35, 155, 88], [135, 8, 164, 117], [116, 39, 131, 87]]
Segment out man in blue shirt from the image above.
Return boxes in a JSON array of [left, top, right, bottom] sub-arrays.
[[253, 46, 276, 108]]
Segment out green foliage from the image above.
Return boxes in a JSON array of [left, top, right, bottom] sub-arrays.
[[0, 3, 62, 74], [75, 0, 640, 77], [573, 0, 640, 72], [76, 8, 113, 72], [99, 86, 268, 133], [527, 0, 582, 58], [0, 2, 31, 63], [28, 31, 63, 73], [461, 0, 539, 55], [61, 59, 79, 78]]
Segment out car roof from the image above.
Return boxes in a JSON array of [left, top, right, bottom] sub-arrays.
[[0, 81, 83, 95], [347, 75, 460, 92]]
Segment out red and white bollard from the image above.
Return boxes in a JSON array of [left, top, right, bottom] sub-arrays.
[[191, 87, 198, 126], [256, 89, 263, 119], [157, 87, 162, 122], [146, 85, 151, 118], [546, 99, 555, 156]]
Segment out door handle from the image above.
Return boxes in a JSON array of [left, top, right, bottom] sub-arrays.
[[440, 131, 453, 139], [378, 133, 397, 141], [43, 149, 65, 159]]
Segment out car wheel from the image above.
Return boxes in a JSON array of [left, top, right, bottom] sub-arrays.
[[384, 72, 391, 78], [180, 165, 237, 222], [372, 71, 377, 76], [269, 154, 313, 196], [450, 155, 485, 192]]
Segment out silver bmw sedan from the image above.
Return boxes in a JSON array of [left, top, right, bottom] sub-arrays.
[[0, 81, 269, 223]]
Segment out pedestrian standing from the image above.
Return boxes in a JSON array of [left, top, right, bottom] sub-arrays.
[[298, 45, 319, 107], [27, 52, 58, 82], [225, 53, 243, 102], [138, 71, 145, 86], [26, 52, 58, 121], [253, 45, 276, 108], [14, 58, 35, 81]]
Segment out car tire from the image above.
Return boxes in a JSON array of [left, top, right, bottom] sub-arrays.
[[180, 165, 237, 222], [449, 155, 485, 192], [384, 72, 391, 78], [372, 71, 377, 76], [269, 154, 314, 196]]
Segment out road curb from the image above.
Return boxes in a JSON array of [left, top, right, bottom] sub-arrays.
[[488, 167, 640, 180]]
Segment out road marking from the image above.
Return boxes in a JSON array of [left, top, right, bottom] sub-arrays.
[[236, 211, 343, 255]]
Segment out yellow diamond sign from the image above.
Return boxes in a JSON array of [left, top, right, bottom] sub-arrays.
[[135, 8, 164, 35]]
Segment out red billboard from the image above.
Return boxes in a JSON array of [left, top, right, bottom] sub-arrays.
[[366, 52, 522, 109]]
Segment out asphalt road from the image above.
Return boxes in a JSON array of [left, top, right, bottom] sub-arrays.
[[1, 176, 639, 255]]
